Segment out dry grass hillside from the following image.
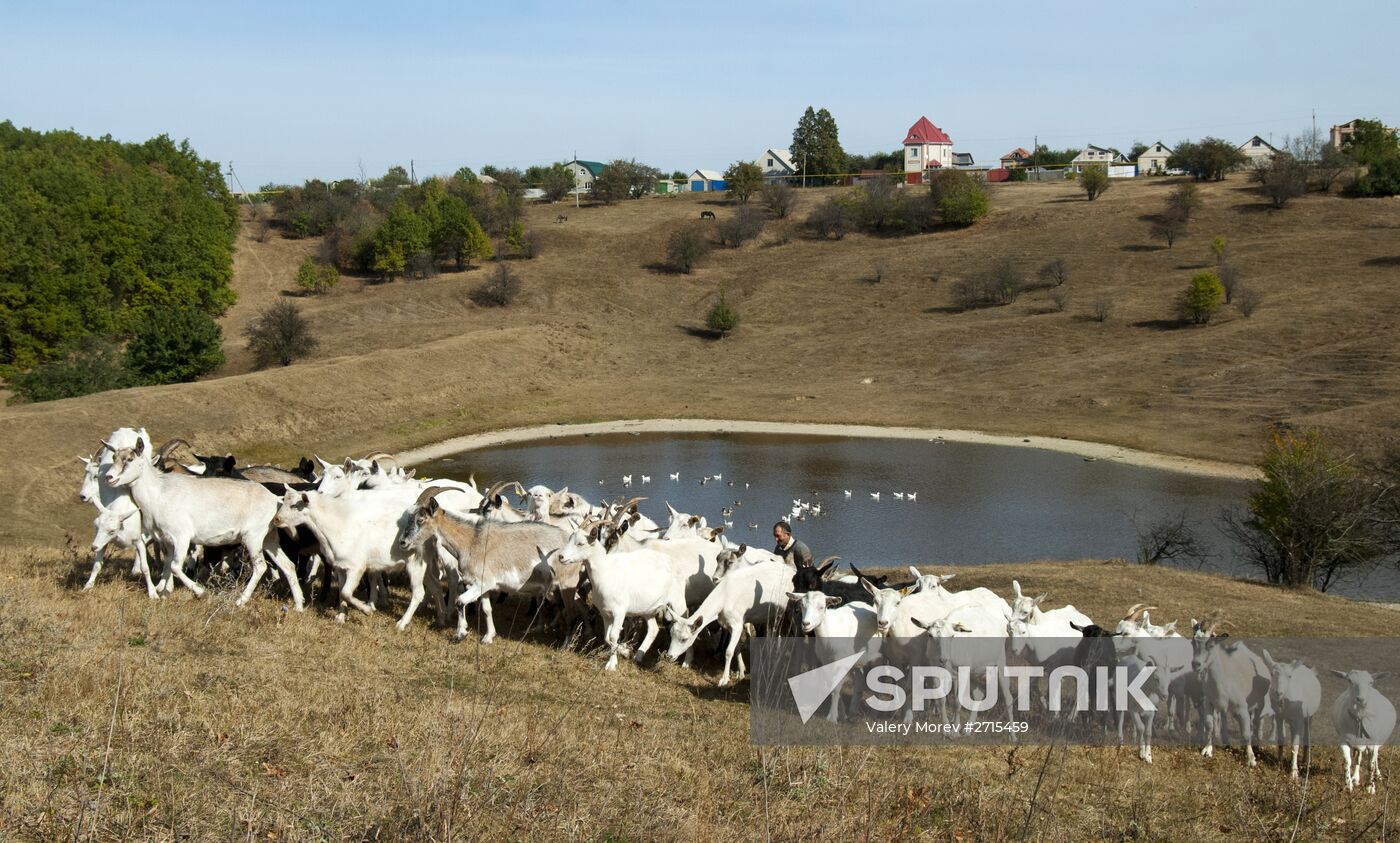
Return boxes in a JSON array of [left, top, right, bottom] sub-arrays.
[[3, 177, 1400, 548], [4, 180, 1400, 838], [5, 549, 1400, 842]]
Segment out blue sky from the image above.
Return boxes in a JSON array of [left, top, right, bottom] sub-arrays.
[[2, 1, 1395, 187]]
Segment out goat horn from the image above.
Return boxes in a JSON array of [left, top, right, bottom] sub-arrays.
[[414, 485, 453, 509], [816, 556, 841, 568], [482, 480, 515, 503], [618, 496, 647, 512]]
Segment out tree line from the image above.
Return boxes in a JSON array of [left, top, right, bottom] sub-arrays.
[[0, 122, 240, 402]]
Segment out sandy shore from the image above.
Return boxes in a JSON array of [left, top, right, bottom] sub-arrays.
[[395, 418, 1261, 481]]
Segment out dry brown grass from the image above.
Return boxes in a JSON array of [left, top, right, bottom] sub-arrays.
[[4, 178, 1400, 839], [4, 546, 1400, 842]]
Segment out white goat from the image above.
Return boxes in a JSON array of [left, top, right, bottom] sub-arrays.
[[1262, 650, 1321, 779], [105, 438, 305, 608], [1330, 669, 1396, 794], [911, 603, 1012, 727], [556, 519, 686, 670], [785, 591, 882, 721], [1191, 627, 1272, 767], [666, 557, 795, 686]]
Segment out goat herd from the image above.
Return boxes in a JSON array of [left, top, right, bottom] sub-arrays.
[[74, 427, 1395, 793]]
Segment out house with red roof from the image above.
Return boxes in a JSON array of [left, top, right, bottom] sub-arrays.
[[1000, 147, 1032, 168], [903, 116, 953, 184]]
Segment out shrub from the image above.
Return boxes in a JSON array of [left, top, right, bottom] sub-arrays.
[[124, 306, 225, 384], [760, 181, 796, 218], [470, 263, 521, 307], [407, 249, 438, 279], [1038, 258, 1069, 288], [295, 257, 339, 294], [8, 338, 131, 403], [517, 229, 540, 259], [1049, 288, 1070, 312], [1235, 286, 1262, 317], [243, 300, 318, 369], [1252, 155, 1309, 208], [928, 170, 990, 225], [1091, 295, 1114, 322], [373, 242, 406, 282], [716, 206, 766, 247], [506, 221, 525, 255], [951, 259, 1023, 309], [665, 226, 712, 273], [1345, 155, 1400, 197], [705, 290, 739, 337], [1150, 213, 1185, 248], [1181, 272, 1225, 324], [807, 197, 853, 240], [1167, 182, 1203, 220], [1217, 261, 1241, 303], [1210, 235, 1228, 264], [870, 262, 886, 284], [1079, 165, 1110, 200]]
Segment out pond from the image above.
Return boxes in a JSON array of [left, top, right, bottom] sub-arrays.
[[418, 432, 1399, 601]]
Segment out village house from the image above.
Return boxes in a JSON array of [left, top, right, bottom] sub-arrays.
[[1238, 135, 1279, 165], [1137, 141, 1172, 174], [564, 159, 606, 190], [1070, 145, 1128, 173], [999, 147, 1031, 168], [755, 147, 798, 182], [1328, 118, 1396, 150], [903, 116, 954, 184]]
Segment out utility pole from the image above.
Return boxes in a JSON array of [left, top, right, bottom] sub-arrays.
[[574, 148, 580, 209], [410, 159, 417, 185]]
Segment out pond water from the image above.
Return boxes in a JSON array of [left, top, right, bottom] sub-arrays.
[[419, 432, 1399, 601]]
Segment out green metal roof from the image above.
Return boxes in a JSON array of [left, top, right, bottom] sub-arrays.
[[574, 160, 605, 177]]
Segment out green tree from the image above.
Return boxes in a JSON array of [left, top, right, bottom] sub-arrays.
[[373, 242, 406, 281], [1079, 165, 1110, 200], [243, 300, 317, 368], [1223, 430, 1388, 590], [1169, 138, 1248, 181], [506, 220, 525, 255], [590, 163, 630, 204], [790, 106, 847, 185], [539, 163, 575, 202], [1346, 155, 1400, 197], [8, 337, 131, 403], [706, 291, 739, 337], [665, 226, 711, 273], [1341, 119, 1400, 167], [1181, 272, 1225, 324], [723, 161, 765, 203], [430, 195, 491, 269], [124, 306, 224, 384]]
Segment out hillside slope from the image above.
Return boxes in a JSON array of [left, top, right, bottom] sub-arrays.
[[2, 178, 1399, 545]]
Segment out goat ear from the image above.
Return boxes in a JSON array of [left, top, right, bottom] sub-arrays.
[[222, 455, 236, 473], [1012, 580, 1023, 599], [818, 560, 834, 575], [1375, 672, 1392, 682], [1261, 649, 1276, 668], [1034, 593, 1047, 606], [826, 595, 843, 607], [911, 617, 931, 630], [908, 566, 921, 580], [737, 543, 747, 555], [861, 578, 877, 595], [133, 438, 146, 455], [426, 497, 440, 515], [940, 573, 957, 583], [785, 591, 802, 603], [1329, 669, 1348, 680], [78, 455, 91, 465], [120, 510, 139, 524]]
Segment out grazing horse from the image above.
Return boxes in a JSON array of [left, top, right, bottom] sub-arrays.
[[700, 210, 716, 220]]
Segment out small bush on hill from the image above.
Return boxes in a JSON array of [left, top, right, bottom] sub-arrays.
[[806, 196, 854, 240], [470, 264, 522, 307], [1181, 272, 1225, 324], [705, 291, 739, 337], [244, 300, 318, 368], [1079, 165, 1110, 200], [760, 181, 795, 218], [717, 206, 766, 247], [665, 226, 712, 273], [295, 257, 340, 294], [927, 170, 990, 226]]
